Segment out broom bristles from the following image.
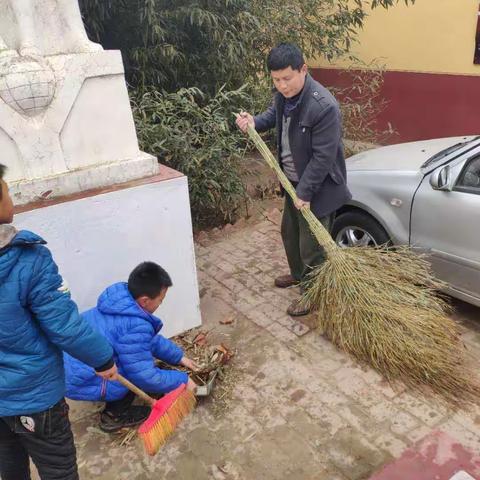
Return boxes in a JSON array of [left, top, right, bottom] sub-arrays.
[[245, 123, 480, 407], [304, 249, 466, 386], [138, 384, 196, 455]]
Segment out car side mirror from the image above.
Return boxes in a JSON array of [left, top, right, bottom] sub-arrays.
[[430, 165, 451, 191]]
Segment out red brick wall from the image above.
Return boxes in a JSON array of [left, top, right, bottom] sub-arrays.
[[312, 68, 480, 144]]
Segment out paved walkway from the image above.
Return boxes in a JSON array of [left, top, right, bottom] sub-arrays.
[[68, 210, 480, 480]]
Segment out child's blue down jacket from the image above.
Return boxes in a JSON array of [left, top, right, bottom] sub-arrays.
[[0, 227, 114, 416], [64, 282, 188, 401]]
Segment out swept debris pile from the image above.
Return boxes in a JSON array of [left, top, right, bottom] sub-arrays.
[[157, 328, 238, 417], [118, 328, 237, 446]]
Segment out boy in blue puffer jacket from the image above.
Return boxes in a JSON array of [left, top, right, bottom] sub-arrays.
[[0, 165, 118, 480], [64, 261, 199, 433]]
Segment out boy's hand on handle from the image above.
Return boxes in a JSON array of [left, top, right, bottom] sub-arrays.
[[180, 356, 200, 372], [186, 377, 198, 393], [96, 364, 118, 381], [235, 111, 254, 133]]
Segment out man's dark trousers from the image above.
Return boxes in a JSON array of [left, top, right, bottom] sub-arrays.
[[281, 194, 334, 286], [0, 399, 78, 480]]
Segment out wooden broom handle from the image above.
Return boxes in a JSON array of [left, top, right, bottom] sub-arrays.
[[116, 374, 156, 406]]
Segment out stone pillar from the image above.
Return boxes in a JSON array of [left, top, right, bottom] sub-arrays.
[[0, 0, 157, 204], [0, 51, 157, 204], [0, 1, 202, 330]]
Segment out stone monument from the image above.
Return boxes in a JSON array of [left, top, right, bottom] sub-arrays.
[[1, 1, 201, 336], [0, 0, 157, 205]]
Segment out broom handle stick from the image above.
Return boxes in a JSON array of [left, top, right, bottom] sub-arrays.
[[116, 374, 156, 406], [239, 120, 338, 255]]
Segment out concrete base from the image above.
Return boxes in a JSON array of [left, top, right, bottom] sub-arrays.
[[13, 167, 201, 338], [9, 153, 158, 205]]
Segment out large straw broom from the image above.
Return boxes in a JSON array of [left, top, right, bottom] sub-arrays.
[[246, 124, 480, 406]]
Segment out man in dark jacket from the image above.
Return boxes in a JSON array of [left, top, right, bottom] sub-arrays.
[[236, 43, 351, 316], [0, 163, 118, 480]]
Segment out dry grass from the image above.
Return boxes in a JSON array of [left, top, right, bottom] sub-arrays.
[[247, 125, 480, 407]]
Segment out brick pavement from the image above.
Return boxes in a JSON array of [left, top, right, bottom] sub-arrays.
[[66, 213, 480, 480]]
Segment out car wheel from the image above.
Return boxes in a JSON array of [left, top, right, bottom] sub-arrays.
[[332, 211, 390, 248]]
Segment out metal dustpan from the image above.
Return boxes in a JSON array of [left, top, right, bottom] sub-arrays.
[[195, 368, 220, 397]]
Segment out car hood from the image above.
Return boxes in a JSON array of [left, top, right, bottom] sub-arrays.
[[347, 136, 476, 172]]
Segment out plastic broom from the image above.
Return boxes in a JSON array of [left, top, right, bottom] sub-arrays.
[[245, 123, 480, 406], [117, 374, 196, 455]]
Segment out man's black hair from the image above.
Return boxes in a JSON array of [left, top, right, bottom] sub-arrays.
[[128, 261, 173, 299], [267, 43, 305, 72], [0, 164, 6, 200]]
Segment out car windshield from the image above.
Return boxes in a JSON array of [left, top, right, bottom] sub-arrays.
[[421, 136, 480, 168]]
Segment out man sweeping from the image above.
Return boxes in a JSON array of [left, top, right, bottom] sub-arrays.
[[236, 42, 351, 316]]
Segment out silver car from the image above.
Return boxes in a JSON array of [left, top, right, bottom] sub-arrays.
[[333, 136, 480, 307]]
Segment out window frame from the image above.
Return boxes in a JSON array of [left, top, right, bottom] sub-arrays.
[[453, 154, 480, 195]]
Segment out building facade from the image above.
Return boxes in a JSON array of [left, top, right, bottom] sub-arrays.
[[311, 0, 480, 143]]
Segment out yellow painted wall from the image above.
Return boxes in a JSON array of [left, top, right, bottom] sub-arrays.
[[313, 0, 480, 76]]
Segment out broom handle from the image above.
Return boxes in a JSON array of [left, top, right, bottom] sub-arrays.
[[239, 121, 338, 256], [116, 374, 156, 407]]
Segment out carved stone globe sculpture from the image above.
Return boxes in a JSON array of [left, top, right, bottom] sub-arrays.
[[0, 56, 56, 117]]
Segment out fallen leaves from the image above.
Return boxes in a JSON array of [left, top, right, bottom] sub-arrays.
[[156, 329, 235, 391], [213, 344, 234, 364], [193, 331, 208, 346], [219, 315, 235, 325]]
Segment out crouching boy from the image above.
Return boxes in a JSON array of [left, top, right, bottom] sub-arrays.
[[0, 164, 117, 480], [64, 261, 198, 432]]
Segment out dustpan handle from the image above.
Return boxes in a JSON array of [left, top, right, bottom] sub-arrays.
[[116, 374, 156, 406]]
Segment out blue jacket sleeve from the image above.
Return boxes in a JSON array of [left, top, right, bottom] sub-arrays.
[[116, 323, 188, 394], [27, 246, 113, 369], [151, 334, 184, 365], [253, 103, 276, 132]]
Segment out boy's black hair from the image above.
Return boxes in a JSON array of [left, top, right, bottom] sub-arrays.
[[128, 261, 173, 299], [267, 43, 305, 72], [0, 164, 6, 200]]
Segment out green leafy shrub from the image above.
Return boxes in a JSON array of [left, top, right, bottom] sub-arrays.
[[131, 85, 250, 228], [80, 0, 414, 95]]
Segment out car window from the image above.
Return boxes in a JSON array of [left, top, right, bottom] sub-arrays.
[[455, 155, 480, 194]]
